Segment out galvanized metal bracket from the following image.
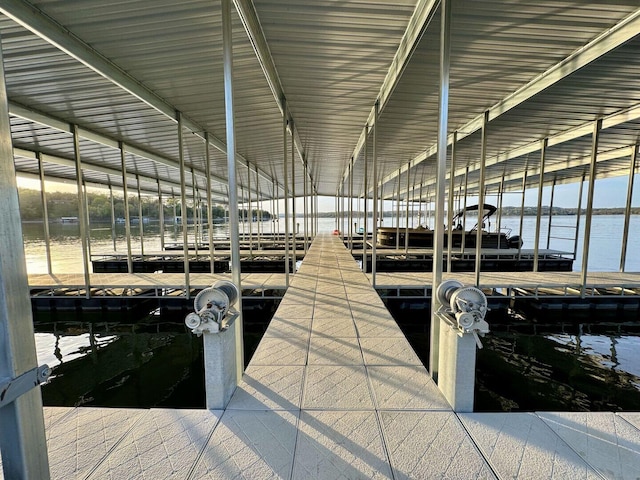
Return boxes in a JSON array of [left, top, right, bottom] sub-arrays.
[[0, 365, 51, 408]]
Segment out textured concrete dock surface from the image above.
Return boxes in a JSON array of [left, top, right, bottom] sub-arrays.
[[4, 234, 640, 479]]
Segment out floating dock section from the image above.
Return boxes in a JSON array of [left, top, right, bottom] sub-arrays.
[[9, 233, 640, 479]]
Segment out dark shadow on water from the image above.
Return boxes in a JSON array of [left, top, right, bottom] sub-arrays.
[[384, 298, 640, 412]]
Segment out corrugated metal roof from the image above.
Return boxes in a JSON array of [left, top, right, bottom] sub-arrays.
[[1, 0, 639, 206]]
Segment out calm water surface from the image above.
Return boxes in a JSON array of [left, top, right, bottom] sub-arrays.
[[24, 215, 640, 411]]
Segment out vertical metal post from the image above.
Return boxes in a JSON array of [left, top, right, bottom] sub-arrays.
[[533, 138, 547, 272], [474, 111, 489, 286], [461, 166, 468, 252], [191, 168, 199, 260], [73, 125, 91, 297], [573, 173, 585, 261], [136, 174, 145, 257], [120, 142, 133, 273], [247, 163, 253, 258], [363, 126, 369, 273], [204, 135, 215, 273], [222, 0, 244, 378], [349, 159, 353, 253], [518, 167, 527, 261], [372, 101, 379, 287], [405, 165, 411, 253], [291, 124, 296, 273], [581, 119, 602, 295], [0, 38, 50, 477], [109, 183, 117, 252], [282, 106, 291, 287], [447, 132, 457, 272], [304, 162, 309, 252], [497, 171, 505, 244], [431, 0, 451, 381], [620, 144, 637, 272], [177, 113, 191, 296], [546, 176, 556, 249], [395, 171, 401, 250], [37, 152, 53, 274], [157, 179, 165, 252], [255, 165, 261, 252]]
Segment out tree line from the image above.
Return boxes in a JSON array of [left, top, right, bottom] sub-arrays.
[[17, 188, 271, 222]]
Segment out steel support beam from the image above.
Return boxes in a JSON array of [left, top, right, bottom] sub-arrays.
[[581, 119, 602, 296], [177, 113, 191, 296], [120, 142, 133, 273], [474, 111, 489, 286], [0, 36, 50, 479], [377, 8, 640, 190], [222, 0, 244, 380], [621, 144, 638, 272], [371, 101, 379, 287], [533, 139, 548, 273], [73, 125, 91, 298], [431, 0, 451, 381], [446, 132, 457, 272], [0, 2, 279, 192], [37, 152, 53, 274], [283, 109, 291, 287]]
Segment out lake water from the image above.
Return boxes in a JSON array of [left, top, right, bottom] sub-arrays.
[[22, 215, 640, 411]]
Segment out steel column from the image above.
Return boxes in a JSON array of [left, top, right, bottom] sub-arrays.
[[0, 37, 50, 479], [177, 113, 191, 296], [372, 102, 379, 286], [291, 123, 296, 273], [363, 126, 369, 273], [109, 183, 117, 252], [461, 167, 468, 252], [533, 138, 548, 272], [395, 172, 401, 250], [191, 168, 199, 260], [474, 111, 489, 286], [620, 144, 637, 272], [283, 108, 291, 287], [120, 142, 133, 273], [405, 165, 411, 253], [574, 173, 585, 260], [517, 168, 527, 261], [37, 152, 53, 274], [157, 179, 165, 252], [304, 161, 309, 252], [136, 174, 145, 257], [581, 119, 602, 296], [247, 163, 253, 258], [446, 132, 457, 272], [348, 159, 353, 253], [222, 0, 244, 378], [204, 135, 214, 273], [73, 125, 91, 297], [255, 165, 261, 252], [546, 176, 556, 249], [431, 0, 451, 381]]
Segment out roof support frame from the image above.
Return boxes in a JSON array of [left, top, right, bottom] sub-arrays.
[[342, 0, 440, 187], [377, 7, 640, 190], [0, 0, 279, 192]]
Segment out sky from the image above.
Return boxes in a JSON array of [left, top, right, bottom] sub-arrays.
[[18, 173, 639, 213]]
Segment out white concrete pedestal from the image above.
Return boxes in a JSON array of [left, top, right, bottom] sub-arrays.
[[437, 317, 477, 412], [203, 317, 238, 409]]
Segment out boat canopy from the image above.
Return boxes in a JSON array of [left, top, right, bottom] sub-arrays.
[[452, 204, 497, 222]]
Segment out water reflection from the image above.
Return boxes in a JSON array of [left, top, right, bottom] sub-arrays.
[[475, 325, 640, 412]]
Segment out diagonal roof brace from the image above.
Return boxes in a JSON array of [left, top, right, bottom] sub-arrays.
[[0, 0, 279, 194]]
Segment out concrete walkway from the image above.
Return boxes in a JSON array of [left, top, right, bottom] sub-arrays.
[[3, 233, 640, 479]]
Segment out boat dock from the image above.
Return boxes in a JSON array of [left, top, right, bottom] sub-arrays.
[[8, 233, 640, 479]]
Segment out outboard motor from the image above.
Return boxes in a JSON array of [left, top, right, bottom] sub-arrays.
[[507, 235, 523, 248]]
